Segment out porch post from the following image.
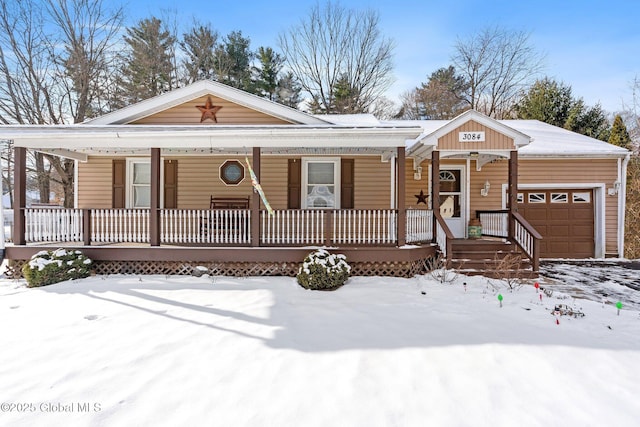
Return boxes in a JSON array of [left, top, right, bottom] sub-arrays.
[[508, 150, 518, 238], [150, 148, 161, 246], [251, 147, 261, 247], [431, 150, 440, 243], [397, 146, 406, 246], [13, 146, 26, 245]]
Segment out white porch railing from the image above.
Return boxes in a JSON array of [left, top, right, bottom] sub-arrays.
[[91, 209, 149, 243], [25, 208, 83, 243], [333, 209, 396, 245], [435, 219, 448, 257], [261, 209, 325, 245], [184, 209, 250, 244], [13, 207, 435, 247], [477, 210, 508, 237], [406, 209, 433, 243]]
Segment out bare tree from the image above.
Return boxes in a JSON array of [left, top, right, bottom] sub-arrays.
[[452, 26, 544, 118], [0, 0, 123, 207], [278, 1, 394, 114]]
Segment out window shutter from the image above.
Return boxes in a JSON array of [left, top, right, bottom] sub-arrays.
[[341, 158, 354, 209], [112, 159, 126, 208], [287, 159, 301, 209], [164, 159, 178, 208]]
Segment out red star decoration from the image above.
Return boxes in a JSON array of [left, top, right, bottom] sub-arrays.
[[415, 189, 428, 205], [196, 96, 222, 123]]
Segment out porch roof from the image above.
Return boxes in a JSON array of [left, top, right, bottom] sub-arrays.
[[1, 124, 423, 161]]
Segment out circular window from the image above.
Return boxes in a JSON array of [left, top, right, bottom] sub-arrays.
[[220, 160, 245, 185]]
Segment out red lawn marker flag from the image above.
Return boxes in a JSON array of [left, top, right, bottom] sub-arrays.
[[245, 157, 274, 216]]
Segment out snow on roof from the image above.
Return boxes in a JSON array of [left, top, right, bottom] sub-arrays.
[[501, 120, 629, 157]]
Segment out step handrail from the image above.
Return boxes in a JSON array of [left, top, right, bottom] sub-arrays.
[[433, 211, 454, 263], [511, 212, 543, 272]]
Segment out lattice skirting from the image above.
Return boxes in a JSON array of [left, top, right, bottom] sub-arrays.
[[7, 259, 428, 279]]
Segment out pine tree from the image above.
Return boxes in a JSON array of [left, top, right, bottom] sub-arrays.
[[120, 17, 176, 103], [515, 78, 573, 127], [608, 115, 632, 150], [214, 31, 254, 91], [180, 24, 218, 84], [275, 71, 302, 108], [254, 47, 284, 100]]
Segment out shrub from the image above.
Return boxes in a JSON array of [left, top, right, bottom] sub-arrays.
[[22, 249, 92, 288], [297, 249, 351, 290]]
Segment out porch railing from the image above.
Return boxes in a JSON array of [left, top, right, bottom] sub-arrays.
[[476, 210, 508, 237], [261, 209, 325, 245], [25, 208, 83, 243], [9, 207, 435, 247], [332, 209, 396, 245], [476, 209, 541, 272], [91, 209, 149, 243], [161, 209, 251, 245], [406, 209, 433, 244]]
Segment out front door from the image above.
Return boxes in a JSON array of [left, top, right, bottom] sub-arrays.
[[438, 166, 466, 237]]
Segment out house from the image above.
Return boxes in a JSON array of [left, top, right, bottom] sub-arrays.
[[0, 80, 630, 278]]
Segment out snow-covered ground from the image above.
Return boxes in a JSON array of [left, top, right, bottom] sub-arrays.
[[1, 270, 639, 427]]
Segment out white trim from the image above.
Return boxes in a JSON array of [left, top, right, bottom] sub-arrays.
[[301, 157, 341, 209], [125, 158, 164, 209], [618, 154, 631, 257], [73, 160, 79, 209], [502, 183, 606, 258], [437, 164, 466, 237], [414, 110, 532, 149]]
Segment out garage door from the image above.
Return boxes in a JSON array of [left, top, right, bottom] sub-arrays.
[[516, 189, 594, 258]]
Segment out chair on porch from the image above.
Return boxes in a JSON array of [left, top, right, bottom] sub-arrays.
[[200, 195, 251, 241]]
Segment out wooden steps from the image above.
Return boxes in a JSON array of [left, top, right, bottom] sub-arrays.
[[449, 238, 537, 278]]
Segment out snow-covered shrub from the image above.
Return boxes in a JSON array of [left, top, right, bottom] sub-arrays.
[[297, 249, 351, 290], [22, 249, 92, 288]]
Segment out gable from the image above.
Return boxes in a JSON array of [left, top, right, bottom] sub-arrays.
[[131, 94, 292, 125], [86, 80, 329, 125], [438, 120, 516, 151]]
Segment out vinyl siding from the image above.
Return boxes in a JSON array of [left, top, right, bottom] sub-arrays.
[[438, 120, 515, 151], [131, 94, 291, 125]]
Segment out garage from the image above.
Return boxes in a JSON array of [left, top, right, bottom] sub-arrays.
[[516, 189, 595, 258]]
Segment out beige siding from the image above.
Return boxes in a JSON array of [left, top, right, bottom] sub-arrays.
[[77, 157, 113, 208], [78, 155, 393, 211], [132, 94, 291, 125], [438, 120, 515, 151]]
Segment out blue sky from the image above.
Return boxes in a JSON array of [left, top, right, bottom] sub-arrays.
[[127, 0, 640, 114]]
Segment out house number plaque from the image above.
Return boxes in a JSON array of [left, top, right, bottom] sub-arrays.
[[459, 131, 485, 142]]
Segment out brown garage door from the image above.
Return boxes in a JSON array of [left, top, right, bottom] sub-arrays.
[[516, 189, 594, 258]]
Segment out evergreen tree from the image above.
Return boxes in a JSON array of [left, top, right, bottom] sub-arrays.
[[180, 23, 218, 84], [609, 115, 632, 150], [275, 71, 302, 108], [254, 46, 284, 100], [515, 78, 573, 127], [214, 31, 254, 91], [565, 100, 610, 141], [120, 17, 176, 103]]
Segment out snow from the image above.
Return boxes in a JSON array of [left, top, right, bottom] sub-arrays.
[[1, 271, 639, 426]]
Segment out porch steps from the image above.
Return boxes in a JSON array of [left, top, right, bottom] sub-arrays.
[[449, 238, 537, 279]]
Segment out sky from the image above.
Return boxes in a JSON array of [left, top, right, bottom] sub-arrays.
[[126, 0, 640, 114]]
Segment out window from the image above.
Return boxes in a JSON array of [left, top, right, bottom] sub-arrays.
[[573, 192, 591, 203], [126, 159, 163, 208], [551, 193, 568, 203], [516, 193, 524, 203], [220, 160, 245, 185], [303, 158, 340, 209], [528, 193, 546, 203]]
